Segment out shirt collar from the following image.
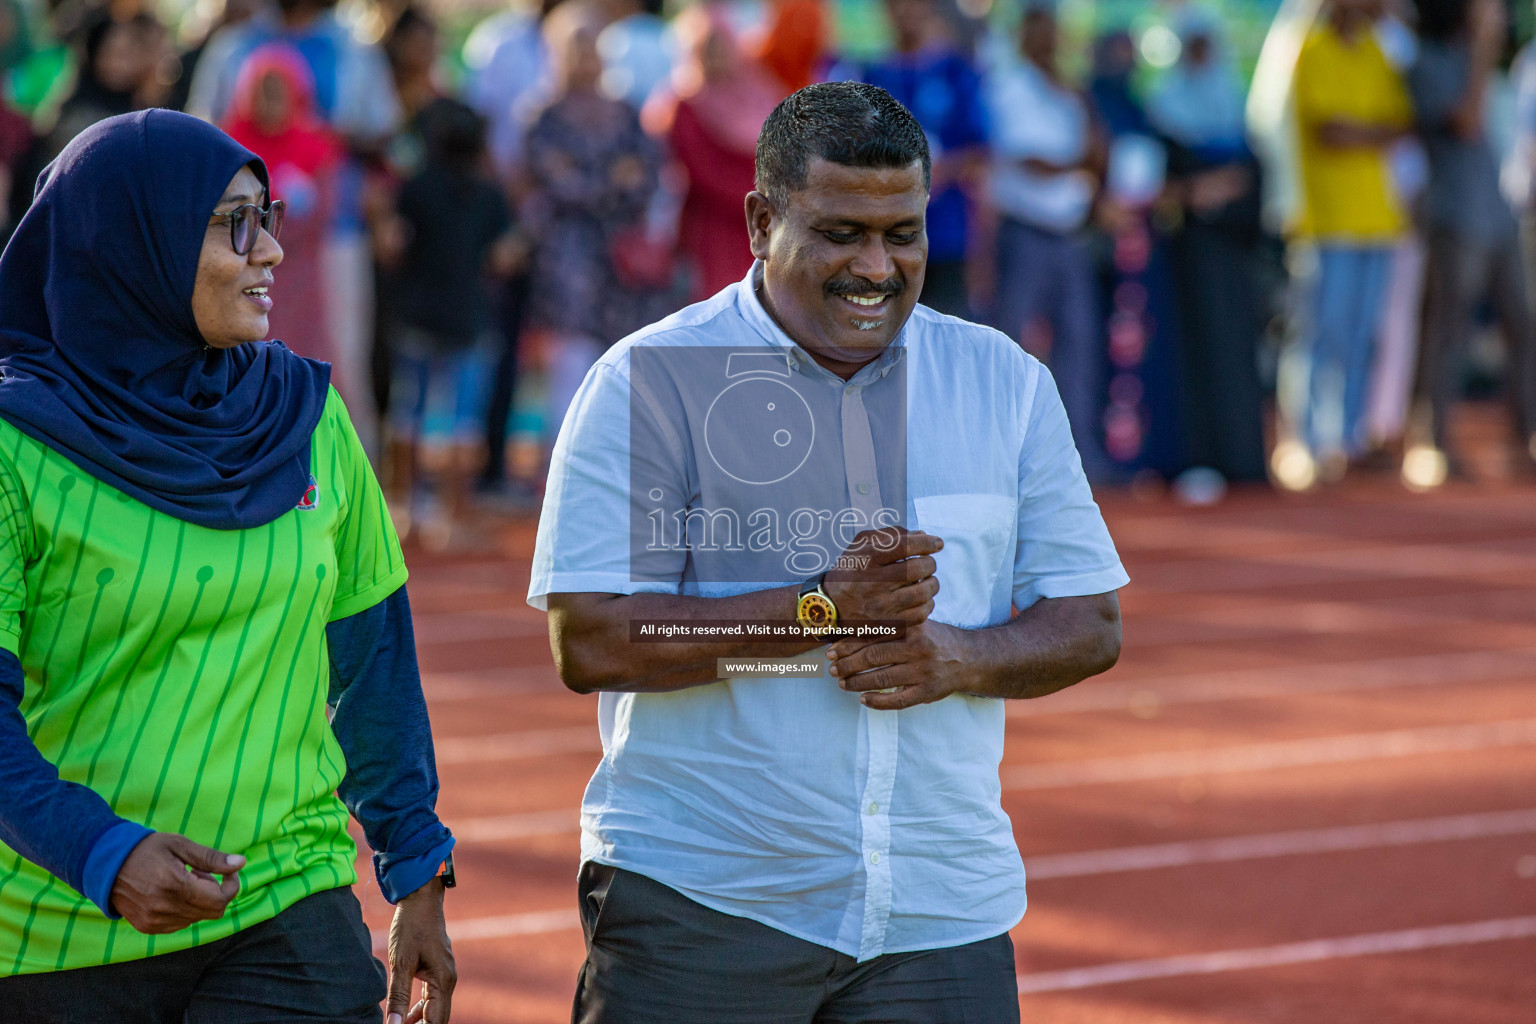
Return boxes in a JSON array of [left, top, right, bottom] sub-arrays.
[[733, 261, 909, 387]]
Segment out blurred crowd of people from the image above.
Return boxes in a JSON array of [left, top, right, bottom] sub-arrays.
[[2, 0, 1536, 537], [1269, 0, 1536, 494]]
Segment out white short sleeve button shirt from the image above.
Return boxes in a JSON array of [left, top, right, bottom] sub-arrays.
[[530, 264, 1128, 961]]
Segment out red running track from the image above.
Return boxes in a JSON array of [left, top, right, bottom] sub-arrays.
[[357, 475, 1536, 1023]]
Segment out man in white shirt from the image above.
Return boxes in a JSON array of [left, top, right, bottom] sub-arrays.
[[984, 4, 1110, 480], [530, 81, 1127, 1023]]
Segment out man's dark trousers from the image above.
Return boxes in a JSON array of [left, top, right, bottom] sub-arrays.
[[572, 863, 1021, 1024]]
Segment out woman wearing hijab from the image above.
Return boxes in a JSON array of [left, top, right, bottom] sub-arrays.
[[14, 13, 161, 232], [643, 4, 781, 302], [524, 0, 674, 450], [223, 42, 344, 368], [1151, 11, 1271, 487], [755, 0, 829, 94], [37, 13, 144, 163], [1088, 30, 1189, 484], [0, 111, 455, 1023]]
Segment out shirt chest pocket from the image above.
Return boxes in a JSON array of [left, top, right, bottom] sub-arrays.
[[912, 493, 1016, 628]]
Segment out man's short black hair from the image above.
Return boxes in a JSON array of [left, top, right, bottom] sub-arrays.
[[755, 82, 931, 209]]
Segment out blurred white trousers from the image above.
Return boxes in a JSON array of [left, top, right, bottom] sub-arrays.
[[1365, 235, 1426, 447], [323, 233, 379, 462]]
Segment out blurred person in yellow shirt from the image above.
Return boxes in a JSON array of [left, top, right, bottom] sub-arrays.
[[1292, 0, 1412, 467]]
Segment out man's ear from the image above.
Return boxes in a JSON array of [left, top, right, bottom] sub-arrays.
[[745, 191, 775, 262]]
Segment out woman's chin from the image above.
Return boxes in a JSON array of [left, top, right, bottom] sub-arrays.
[[205, 330, 265, 350]]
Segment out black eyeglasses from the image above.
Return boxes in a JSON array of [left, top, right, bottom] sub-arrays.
[[215, 200, 285, 256]]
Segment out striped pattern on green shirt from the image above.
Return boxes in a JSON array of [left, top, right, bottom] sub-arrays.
[[0, 387, 407, 975]]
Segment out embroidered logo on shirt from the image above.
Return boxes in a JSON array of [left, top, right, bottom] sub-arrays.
[[296, 474, 318, 511]]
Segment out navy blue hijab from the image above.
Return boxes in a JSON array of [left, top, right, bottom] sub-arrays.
[[0, 110, 330, 530]]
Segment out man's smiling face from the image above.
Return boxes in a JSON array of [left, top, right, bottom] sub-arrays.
[[748, 157, 928, 376]]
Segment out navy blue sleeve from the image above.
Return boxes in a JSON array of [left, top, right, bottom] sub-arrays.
[[82, 819, 153, 916], [327, 584, 454, 904], [0, 648, 147, 916]]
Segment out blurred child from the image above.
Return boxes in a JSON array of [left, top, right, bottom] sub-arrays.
[[380, 97, 520, 547]]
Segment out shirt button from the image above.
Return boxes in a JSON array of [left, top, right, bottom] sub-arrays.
[[870, 852, 881, 864], [845, 385, 857, 395], [857, 482, 870, 495], [867, 802, 878, 815]]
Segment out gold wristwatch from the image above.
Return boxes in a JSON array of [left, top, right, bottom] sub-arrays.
[[797, 576, 838, 637]]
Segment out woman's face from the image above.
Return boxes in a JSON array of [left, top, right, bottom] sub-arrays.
[[95, 23, 143, 93], [192, 166, 283, 349], [550, 18, 604, 93], [700, 29, 735, 80], [395, 22, 438, 78], [253, 70, 290, 132]]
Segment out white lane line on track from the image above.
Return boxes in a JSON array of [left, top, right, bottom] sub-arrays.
[[1003, 717, 1536, 790], [374, 908, 1536, 964], [1014, 916, 1536, 994], [430, 715, 1536, 773], [1026, 807, 1536, 879], [1009, 648, 1536, 717], [445, 804, 1536, 868], [452, 809, 578, 842], [372, 909, 575, 951], [398, 812, 1536, 948], [1123, 546, 1536, 594], [434, 725, 600, 764], [421, 668, 563, 700], [424, 651, 1536, 754], [412, 612, 550, 645]]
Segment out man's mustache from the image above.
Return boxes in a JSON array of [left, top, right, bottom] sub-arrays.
[[825, 277, 904, 297]]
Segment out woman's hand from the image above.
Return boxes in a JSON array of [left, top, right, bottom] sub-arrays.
[[387, 877, 456, 1024], [109, 833, 244, 934]]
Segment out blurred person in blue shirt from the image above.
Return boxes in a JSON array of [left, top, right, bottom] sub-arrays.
[[598, 0, 675, 109], [860, 0, 987, 318], [461, 0, 563, 178]]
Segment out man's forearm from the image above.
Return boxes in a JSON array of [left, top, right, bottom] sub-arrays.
[[1449, 52, 1498, 140], [962, 592, 1121, 701], [1316, 120, 1406, 149], [548, 588, 825, 694]]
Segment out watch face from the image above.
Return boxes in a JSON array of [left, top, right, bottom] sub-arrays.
[[798, 591, 837, 634]]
